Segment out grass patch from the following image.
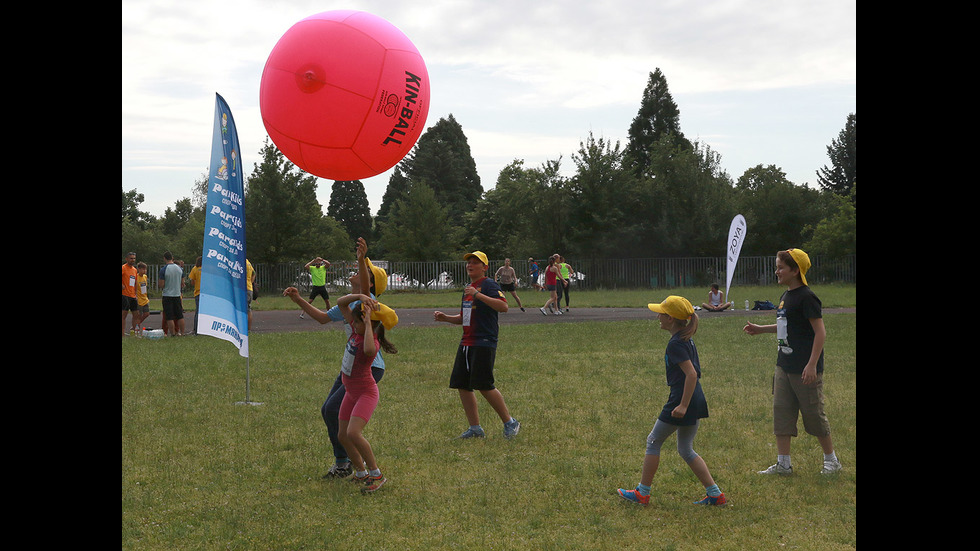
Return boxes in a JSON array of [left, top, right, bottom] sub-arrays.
[[123, 296, 855, 549]]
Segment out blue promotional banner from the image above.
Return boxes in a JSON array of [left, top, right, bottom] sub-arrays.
[[198, 93, 249, 357]]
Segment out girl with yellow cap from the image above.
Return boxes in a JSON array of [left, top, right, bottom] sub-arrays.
[[617, 296, 726, 507]]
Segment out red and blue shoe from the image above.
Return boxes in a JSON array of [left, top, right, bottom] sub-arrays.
[[617, 488, 650, 506], [694, 493, 727, 506]]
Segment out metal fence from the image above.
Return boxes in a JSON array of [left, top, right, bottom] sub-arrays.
[[243, 254, 855, 295], [144, 255, 854, 297]]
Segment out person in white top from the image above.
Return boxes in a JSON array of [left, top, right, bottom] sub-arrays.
[[701, 284, 732, 312], [494, 258, 525, 312]]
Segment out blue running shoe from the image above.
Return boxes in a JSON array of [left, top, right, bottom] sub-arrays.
[[694, 493, 727, 506], [503, 419, 521, 439], [617, 488, 650, 505], [457, 427, 486, 439]]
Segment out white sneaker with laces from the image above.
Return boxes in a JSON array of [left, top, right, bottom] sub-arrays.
[[757, 463, 793, 475], [821, 458, 842, 474]]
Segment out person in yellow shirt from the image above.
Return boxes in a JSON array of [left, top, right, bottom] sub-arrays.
[[187, 256, 202, 335], [134, 262, 151, 336], [246, 259, 255, 329]]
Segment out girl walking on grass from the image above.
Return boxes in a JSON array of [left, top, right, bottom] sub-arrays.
[[336, 293, 398, 493], [617, 296, 726, 507]]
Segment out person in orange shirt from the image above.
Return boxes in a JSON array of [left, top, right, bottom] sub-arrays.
[[121, 252, 139, 336]]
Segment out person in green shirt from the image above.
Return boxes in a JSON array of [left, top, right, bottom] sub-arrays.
[[557, 255, 574, 312], [301, 256, 332, 318]]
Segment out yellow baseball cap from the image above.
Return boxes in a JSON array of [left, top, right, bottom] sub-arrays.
[[370, 302, 399, 330], [463, 251, 489, 266], [364, 257, 387, 296], [647, 296, 694, 320], [787, 248, 811, 286]]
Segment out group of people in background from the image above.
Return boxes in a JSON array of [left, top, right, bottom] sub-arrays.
[[524, 254, 574, 316], [121, 251, 255, 337]]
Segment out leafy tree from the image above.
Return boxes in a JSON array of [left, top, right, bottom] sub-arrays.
[[327, 180, 373, 241], [804, 183, 856, 257], [160, 197, 194, 236], [244, 138, 334, 263], [462, 160, 543, 259], [566, 133, 636, 256], [378, 181, 454, 263], [122, 187, 154, 229], [817, 113, 856, 201], [624, 68, 692, 178], [734, 164, 824, 256]]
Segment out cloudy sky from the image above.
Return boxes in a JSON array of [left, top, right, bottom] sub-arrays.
[[122, 0, 856, 218]]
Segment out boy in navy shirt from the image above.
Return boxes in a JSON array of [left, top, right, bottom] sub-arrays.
[[435, 251, 521, 439]]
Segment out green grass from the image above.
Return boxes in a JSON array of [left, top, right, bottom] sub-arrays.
[[122, 290, 856, 550]]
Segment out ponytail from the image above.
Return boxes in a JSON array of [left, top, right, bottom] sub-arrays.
[[375, 323, 398, 354], [673, 312, 699, 341]]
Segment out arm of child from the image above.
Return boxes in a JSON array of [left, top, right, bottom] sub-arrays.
[[466, 283, 508, 313], [743, 322, 776, 335], [337, 293, 373, 325], [802, 317, 826, 385], [355, 238, 371, 295], [434, 310, 463, 324], [283, 287, 331, 324], [361, 301, 378, 357]]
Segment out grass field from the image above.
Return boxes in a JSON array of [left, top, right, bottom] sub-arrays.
[[122, 287, 856, 550]]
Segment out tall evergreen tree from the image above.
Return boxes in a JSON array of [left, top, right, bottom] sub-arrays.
[[327, 180, 372, 241], [624, 68, 691, 178], [817, 112, 856, 202], [398, 114, 482, 220]]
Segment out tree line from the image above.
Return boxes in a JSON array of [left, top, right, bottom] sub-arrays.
[[122, 68, 855, 267]]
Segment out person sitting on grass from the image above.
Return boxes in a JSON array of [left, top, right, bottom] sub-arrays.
[[701, 284, 732, 312]]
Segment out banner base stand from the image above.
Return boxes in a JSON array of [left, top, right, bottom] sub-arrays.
[[235, 401, 264, 406]]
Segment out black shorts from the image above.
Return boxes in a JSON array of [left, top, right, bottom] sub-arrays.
[[161, 296, 184, 320], [500, 282, 515, 292], [309, 285, 329, 301], [121, 295, 138, 312], [449, 344, 496, 391]]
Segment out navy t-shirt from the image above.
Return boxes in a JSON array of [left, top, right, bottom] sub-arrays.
[[460, 277, 506, 348], [658, 334, 709, 426]]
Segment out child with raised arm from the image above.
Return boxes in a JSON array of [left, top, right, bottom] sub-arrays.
[[743, 248, 841, 475], [434, 251, 521, 439], [335, 292, 398, 493], [282, 238, 390, 480], [617, 296, 726, 507]]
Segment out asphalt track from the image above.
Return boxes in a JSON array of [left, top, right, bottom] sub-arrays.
[[247, 306, 855, 334]]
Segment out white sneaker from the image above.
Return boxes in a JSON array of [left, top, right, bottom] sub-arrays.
[[539, 307, 548, 316], [821, 458, 842, 474], [757, 463, 793, 475]]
